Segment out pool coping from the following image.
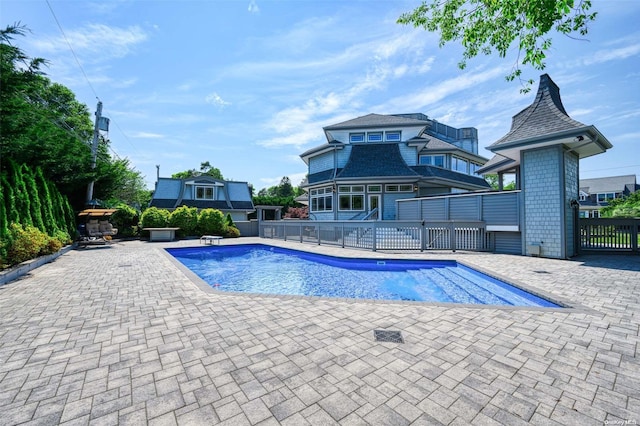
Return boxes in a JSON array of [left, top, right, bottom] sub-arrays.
[[160, 241, 592, 313]]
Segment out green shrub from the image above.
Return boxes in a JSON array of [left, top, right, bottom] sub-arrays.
[[111, 204, 140, 236], [41, 236, 63, 255], [169, 206, 199, 237], [198, 208, 227, 236], [53, 229, 72, 246], [225, 226, 241, 238], [7, 223, 48, 264], [140, 207, 170, 228], [225, 213, 235, 228]]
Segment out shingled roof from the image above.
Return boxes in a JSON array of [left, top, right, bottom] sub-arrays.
[[488, 74, 587, 149], [323, 113, 429, 130], [336, 144, 417, 178], [332, 143, 490, 189], [483, 74, 612, 166]]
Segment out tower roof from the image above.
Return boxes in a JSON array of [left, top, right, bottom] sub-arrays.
[[486, 74, 611, 162]]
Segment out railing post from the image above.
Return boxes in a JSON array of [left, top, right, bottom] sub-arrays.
[[341, 224, 345, 248], [317, 224, 321, 245], [372, 221, 377, 252], [632, 219, 638, 253], [450, 222, 456, 252], [300, 224, 303, 243], [420, 221, 425, 252]]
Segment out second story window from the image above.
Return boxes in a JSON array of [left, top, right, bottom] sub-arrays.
[[597, 192, 616, 203], [419, 155, 445, 168], [196, 186, 215, 200], [452, 156, 469, 174]]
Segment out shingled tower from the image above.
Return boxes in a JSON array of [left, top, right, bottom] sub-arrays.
[[479, 74, 612, 258]]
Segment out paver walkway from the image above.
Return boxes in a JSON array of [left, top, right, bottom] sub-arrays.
[[0, 238, 638, 425]]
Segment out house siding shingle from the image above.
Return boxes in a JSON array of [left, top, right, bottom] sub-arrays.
[[309, 152, 334, 174]]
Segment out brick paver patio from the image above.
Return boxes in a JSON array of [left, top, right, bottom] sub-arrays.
[[0, 238, 638, 425]]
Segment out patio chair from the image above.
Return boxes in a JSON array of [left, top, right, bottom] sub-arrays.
[[99, 220, 118, 237]]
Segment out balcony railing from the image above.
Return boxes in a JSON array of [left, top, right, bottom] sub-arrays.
[[260, 220, 493, 252]]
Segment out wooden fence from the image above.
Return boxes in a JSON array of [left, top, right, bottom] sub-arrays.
[[579, 218, 640, 253]]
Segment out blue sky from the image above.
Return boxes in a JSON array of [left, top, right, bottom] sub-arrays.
[[3, 0, 640, 191]]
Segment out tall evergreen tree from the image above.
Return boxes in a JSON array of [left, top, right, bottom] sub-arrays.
[[21, 163, 45, 232]]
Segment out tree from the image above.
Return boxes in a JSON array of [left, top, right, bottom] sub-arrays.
[[600, 191, 640, 218], [171, 161, 224, 180], [397, 0, 597, 92], [484, 174, 516, 191]]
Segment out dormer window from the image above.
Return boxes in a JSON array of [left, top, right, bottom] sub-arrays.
[[196, 186, 215, 200]]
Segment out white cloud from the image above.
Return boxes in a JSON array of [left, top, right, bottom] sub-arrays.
[[583, 43, 640, 65], [205, 92, 231, 107], [248, 0, 260, 14], [32, 24, 149, 61], [131, 132, 164, 139]]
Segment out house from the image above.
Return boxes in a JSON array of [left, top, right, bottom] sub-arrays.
[[300, 113, 490, 220], [579, 175, 639, 218], [149, 176, 255, 222]]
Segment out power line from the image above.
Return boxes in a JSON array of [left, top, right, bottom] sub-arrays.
[[44, 0, 144, 163], [45, 0, 100, 102]]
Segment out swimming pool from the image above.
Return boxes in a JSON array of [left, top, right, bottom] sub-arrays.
[[166, 244, 560, 307]]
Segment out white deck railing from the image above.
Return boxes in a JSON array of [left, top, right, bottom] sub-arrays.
[[260, 220, 494, 252]]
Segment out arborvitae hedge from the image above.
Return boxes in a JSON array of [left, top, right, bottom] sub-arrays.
[[0, 161, 75, 267]]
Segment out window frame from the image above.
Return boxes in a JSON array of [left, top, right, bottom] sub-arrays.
[[419, 154, 445, 168], [195, 185, 215, 200], [337, 185, 365, 211], [349, 133, 365, 143], [310, 187, 333, 212]]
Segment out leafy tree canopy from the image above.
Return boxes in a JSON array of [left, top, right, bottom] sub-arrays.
[[600, 191, 640, 218], [172, 161, 224, 180], [398, 0, 597, 92], [1, 23, 147, 211]]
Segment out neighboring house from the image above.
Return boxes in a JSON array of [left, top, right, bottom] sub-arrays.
[[300, 113, 490, 220], [149, 176, 255, 222], [579, 175, 639, 218]]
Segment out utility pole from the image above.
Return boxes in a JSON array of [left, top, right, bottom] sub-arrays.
[[85, 101, 108, 206]]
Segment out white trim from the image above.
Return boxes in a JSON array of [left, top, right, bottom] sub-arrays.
[[486, 225, 519, 232]]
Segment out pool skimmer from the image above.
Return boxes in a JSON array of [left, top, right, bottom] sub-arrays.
[[374, 330, 404, 344]]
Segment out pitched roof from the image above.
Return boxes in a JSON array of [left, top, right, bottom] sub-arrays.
[[579, 175, 638, 194], [489, 74, 587, 148], [486, 74, 612, 160], [323, 113, 429, 130]]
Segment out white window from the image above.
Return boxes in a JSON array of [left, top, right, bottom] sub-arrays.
[[367, 132, 383, 142], [310, 187, 333, 212], [385, 184, 414, 193], [196, 186, 215, 200], [419, 155, 445, 168], [579, 192, 587, 201], [386, 131, 401, 141], [338, 185, 364, 211], [367, 185, 382, 192], [349, 133, 364, 143]]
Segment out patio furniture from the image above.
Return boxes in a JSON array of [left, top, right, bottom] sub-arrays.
[[200, 235, 223, 245]]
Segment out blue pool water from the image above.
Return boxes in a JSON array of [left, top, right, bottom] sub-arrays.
[[166, 244, 560, 307]]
